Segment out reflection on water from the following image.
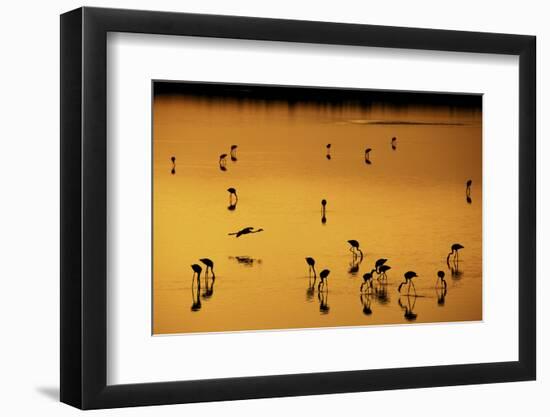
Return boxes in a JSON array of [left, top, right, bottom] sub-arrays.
[[153, 89, 482, 335]]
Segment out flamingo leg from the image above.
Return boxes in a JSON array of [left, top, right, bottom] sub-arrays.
[[411, 280, 417, 295]]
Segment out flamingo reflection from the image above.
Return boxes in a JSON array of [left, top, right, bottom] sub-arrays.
[[398, 295, 418, 321], [318, 290, 330, 314], [170, 156, 176, 175], [321, 199, 327, 224], [360, 293, 373, 316], [326, 143, 331, 160]]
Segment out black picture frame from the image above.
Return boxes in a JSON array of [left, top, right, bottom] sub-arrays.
[[60, 6, 536, 410]]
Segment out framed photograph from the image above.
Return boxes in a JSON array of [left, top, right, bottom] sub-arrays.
[[60, 6, 536, 409]]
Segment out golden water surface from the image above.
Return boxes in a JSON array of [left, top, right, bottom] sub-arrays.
[[153, 91, 482, 335]]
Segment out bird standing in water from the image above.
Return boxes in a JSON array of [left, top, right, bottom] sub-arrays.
[[191, 264, 202, 284], [170, 156, 176, 174], [446, 243, 464, 265], [318, 269, 330, 291], [435, 270, 447, 289], [398, 271, 418, 295], [377, 265, 391, 282], [347, 240, 364, 260], [230, 145, 238, 161], [199, 258, 215, 279], [305, 257, 317, 279], [361, 269, 376, 293], [321, 199, 327, 224], [228, 227, 264, 237], [364, 148, 372, 164]]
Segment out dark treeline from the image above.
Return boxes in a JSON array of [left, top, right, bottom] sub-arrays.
[[153, 81, 482, 110]]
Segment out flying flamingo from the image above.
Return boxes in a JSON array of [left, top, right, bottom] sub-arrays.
[[305, 257, 317, 279], [228, 227, 264, 237], [398, 271, 418, 295], [347, 240, 364, 260], [318, 269, 330, 291], [446, 243, 464, 265], [435, 270, 447, 289], [199, 258, 215, 279]]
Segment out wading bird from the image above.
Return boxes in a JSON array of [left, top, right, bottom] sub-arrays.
[[398, 271, 418, 295], [321, 199, 327, 224], [361, 269, 376, 293], [377, 265, 391, 282], [170, 156, 176, 175], [446, 243, 464, 265], [305, 257, 317, 279], [364, 148, 372, 164], [230, 145, 238, 161], [435, 270, 447, 289], [191, 264, 202, 283], [227, 187, 238, 203], [347, 240, 364, 260], [374, 258, 387, 273], [318, 269, 330, 291], [391, 136, 397, 150], [219, 153, 228, 171], [228, 227, 264, 238], [199, 258, 215, 279]]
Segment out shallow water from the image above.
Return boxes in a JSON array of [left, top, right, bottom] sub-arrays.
[[153, 94, 482, 335]]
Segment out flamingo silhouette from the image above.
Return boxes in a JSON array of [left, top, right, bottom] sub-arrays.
[[446, 243, 464, 265], [326, 143, 331, 160], [219, 154, 228, 171], [199, 258, 215, 279], [361, 269, 376, 293], [228, 227, 264, 237], [318, 269, 330, 291], [374, 258, 387, 272], [321, 199, 327, 224], [227, 187, 238, 205], [191, 264, 202, 283], [466, 179, 472, 204], [398, 271, 418, 295], [377, 265, 391, 282], [305, 257, 317, 279], [170, 156, 176, 175], [435, 270, 447, 289], [190, 279, 202, 312], [347, 240, 364, 260], [364, 148, 372, 164], [391, 136, 397, 150], [230, 145, 238, 161]]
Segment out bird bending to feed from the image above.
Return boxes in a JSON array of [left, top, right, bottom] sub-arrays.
[[318, 269, 330, 291], [446, 243, 464, 264], [374, 258, 387, 273], [435, 270, 447, 289], [377, 265, 391, 282], [361, 269, 376, 293], [228, 227, 264, 238], [398, 271, 418, 295], [347, 240, 364, 260], [364, 148, 372, 164], [227, 187, 238, 201], [305, 257, 317, 279], [170, 156, 176, 174], [191, 264, 202, 283], [199, 258, 215, 278], [230, 145, 238, 161]]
